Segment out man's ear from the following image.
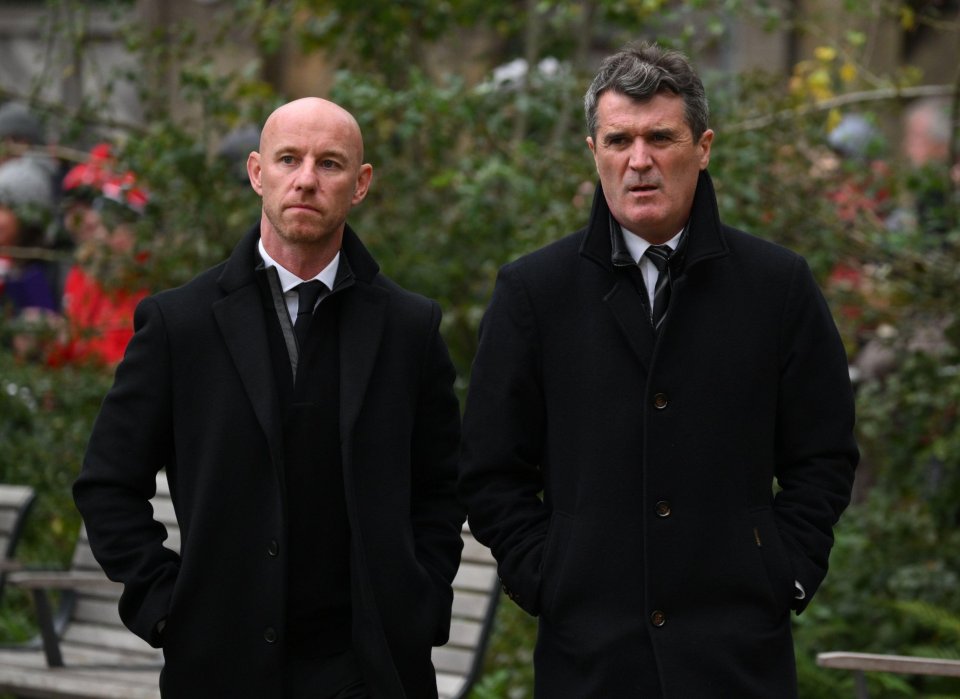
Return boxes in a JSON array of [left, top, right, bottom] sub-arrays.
[[352, 163, 373, 206], [247, 152, 263, 195], [586, 136, 600, 174]]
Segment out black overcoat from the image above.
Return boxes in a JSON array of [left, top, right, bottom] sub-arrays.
[[459, 172, 858, 697], [74, 225, 464, 698]]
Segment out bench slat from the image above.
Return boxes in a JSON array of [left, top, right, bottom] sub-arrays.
[[3, 473, 499, 699], [817, 651, 960, 677]]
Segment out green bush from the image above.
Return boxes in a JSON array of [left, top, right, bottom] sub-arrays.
[[1, 2, 959, 695]]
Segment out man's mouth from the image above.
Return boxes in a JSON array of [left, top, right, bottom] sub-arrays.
[[286, 203, 320, 213]]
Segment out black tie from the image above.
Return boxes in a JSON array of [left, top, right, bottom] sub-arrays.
[[644, 245, 672, 331], [294, 280, 326, 347]]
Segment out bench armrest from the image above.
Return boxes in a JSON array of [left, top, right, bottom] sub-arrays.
[[817, 651, 960, 678], [6, 570, 118, 668], [8, 570, 119, 591]]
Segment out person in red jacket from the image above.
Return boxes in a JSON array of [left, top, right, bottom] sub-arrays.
[[51, 159, 150, 367]]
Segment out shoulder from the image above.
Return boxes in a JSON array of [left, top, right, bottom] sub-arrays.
[[504, 229, 586, 275], [716, 226, 829, 320], [496, 229, 589, 299], [370, 274, 441, 327], [133, 262, 228, 327], [155, 262, 227, 303]]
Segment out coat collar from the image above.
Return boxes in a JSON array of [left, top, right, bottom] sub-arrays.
[[216, 223, 379, 293], [579, 170, 729, 371], [213, 221, 387, 468], [580, 169, 729, 275]]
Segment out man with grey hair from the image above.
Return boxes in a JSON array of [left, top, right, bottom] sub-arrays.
[[902, 96, 956, 233], [459, 41, 858, 697]]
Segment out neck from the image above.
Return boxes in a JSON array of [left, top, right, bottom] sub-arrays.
[[260, 221, 343, 280]]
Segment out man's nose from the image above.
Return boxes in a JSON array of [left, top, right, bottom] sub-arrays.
[[293, 161, 319, 190], [627, 140, 653, 170]]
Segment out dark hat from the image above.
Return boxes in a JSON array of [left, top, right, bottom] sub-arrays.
[[216, 124, 261, 182], [0, 101, 44, 145]]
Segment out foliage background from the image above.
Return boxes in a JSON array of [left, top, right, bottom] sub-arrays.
[[1, 1, 959, 696]]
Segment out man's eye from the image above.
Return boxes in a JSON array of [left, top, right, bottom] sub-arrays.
[[280, 155, 296, 165], [320, 159, 338, 169]]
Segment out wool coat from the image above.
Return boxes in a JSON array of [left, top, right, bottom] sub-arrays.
[[73, 224, 464, 698], [459, 171, 859, 698]]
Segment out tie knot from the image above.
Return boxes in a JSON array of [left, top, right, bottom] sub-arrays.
[[644, 244, 672, 272], [295, 280, 326, 317]]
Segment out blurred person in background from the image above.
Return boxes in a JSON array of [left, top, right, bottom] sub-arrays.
[[898, 96, 957, 234], [48, 160, 150, 368], [0, 155, 59, 315], [0, 101, 61, 209], [0, 100, 45, 164]]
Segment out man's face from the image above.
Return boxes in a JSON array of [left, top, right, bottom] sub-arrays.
[[904, 109, 947, 168], [587, 91, 713, 244], [247, 100, 372, 251], [0, 206, 19, 247]]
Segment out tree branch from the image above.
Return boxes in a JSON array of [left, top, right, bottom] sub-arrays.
[[725, 84, 956, 132]]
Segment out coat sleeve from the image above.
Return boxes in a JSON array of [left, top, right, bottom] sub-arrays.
[[410, 300, 467, 644], [774, 256, 859, 613], [458, 265, 550, 616], [73, 296, 180, 646]]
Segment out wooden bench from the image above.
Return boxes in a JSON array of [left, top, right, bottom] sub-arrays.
[[0, 473, 174, 699], [0, 474, 499, 699], [817, 651, 960, 698], [435, 520, 500, 699], [0, 483, 37, 597]]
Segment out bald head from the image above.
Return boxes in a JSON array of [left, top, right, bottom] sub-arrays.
[[260, 98, 365, 163], [246, 96, 373, 279]]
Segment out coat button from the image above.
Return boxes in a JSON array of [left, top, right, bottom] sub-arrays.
[[264, 627, 277, 643], [654, 500, 671, 518], [650, 610, 666, 627], [267, 539, 279, 557], [652, 393, 669, 409]]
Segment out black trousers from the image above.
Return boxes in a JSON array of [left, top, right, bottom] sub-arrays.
[[283, 648, 368, 699]]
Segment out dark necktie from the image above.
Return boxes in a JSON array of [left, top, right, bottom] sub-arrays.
[[644, 244, 672, 331], [294, 280, 326, 346]]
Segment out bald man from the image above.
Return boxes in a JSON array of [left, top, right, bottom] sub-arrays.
[[74, 98, 464, 699]]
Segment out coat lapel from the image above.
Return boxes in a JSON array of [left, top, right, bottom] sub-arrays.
[[337, 227, 388, 446], [603, 280, 654, 372], [579, 183, 655, 371], [580, 172, 730, 371], [337, 283, 388, 445], [213, 226, 285, 470]]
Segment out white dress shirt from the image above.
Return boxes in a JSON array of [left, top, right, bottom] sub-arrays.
[[618, 226, 683, 310], [258, 238, 340, 324]]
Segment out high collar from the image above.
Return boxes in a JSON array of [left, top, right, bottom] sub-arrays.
[[218, 222, 380, 294], [580, 169, 729, 275]]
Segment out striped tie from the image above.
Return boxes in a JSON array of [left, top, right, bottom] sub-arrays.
[[644, 244, 672, 331]]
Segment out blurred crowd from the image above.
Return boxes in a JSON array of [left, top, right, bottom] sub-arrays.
[[818, 97, 958, 384], [0, 100, 150, 368], [0, 95, 955, 375]]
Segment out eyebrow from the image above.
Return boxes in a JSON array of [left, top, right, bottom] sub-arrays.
[[601, 129, 629, 143], [273, 144, 351, 161]]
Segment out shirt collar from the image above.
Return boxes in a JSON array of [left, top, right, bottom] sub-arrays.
[[619, 225, 684, 265], [257, 237, 340, 293]]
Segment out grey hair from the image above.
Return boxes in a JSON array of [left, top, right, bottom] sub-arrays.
[[584, 41, 709, 141]]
